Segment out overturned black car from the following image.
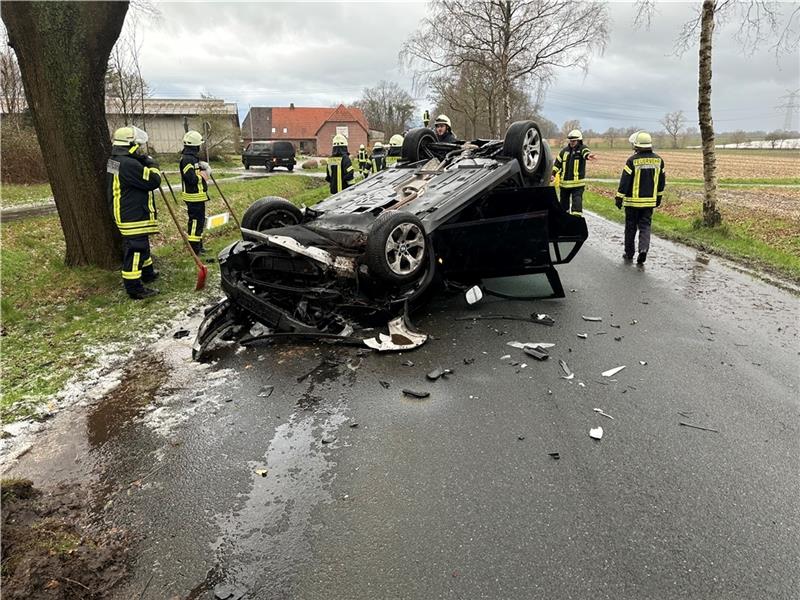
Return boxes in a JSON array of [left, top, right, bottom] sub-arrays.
[[193, 121, 588, 359]]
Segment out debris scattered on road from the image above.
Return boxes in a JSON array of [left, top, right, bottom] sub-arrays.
[[696, 253, 710, 265], [559, 359, 574, 379], [630, 319, 638, 325], [402, 389, 430, 399], [593, 408, 615, 420], [258, 385, 274, 398], [500, 354, 511, 360], [427, 367, 453, 381], [507, 341, 555, 350], [610, 323, 621, 328], [173, 329, 190, 339], [214, 584, 246, 600], [601, 365, 626, 377], [578, 382, 585, 388], [465, 285, 484, 305], [548, 452, 560, 459], [463, 357, 475, 365], [639, 360, 648, 366], [401, 360, 414, 367], [255, 469, 268, 477], [589, 426, 603, 440], [518, 435, 526, 441], [349, 422, 359, 428], [582, 315, 602, 322], [321, 437, 336, 444], [531, 313, 555, 326], [679, 421, 719, 433], [595, 331, 607, 335], [614, 336, 623, 342], [379, 380, 390, 389], [577, 333, 588, 339], [523, 346, 549, 361]]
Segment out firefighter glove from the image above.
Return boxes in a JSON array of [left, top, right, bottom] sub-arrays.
[[615, 197, 623, 209], [142, 155, 159, 168], [656, 198, 662, 207]]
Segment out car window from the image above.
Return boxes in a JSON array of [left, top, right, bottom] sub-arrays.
[[250, 143, 270, 152], [273, 142, 294, 154]]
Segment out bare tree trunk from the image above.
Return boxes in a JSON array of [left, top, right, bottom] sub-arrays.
[[2, 1, 128, 268], [698, 0, 722, 227]]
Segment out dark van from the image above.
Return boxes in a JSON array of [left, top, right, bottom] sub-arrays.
[[242, 141, 296, 172]]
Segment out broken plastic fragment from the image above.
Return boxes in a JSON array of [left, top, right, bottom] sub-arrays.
[[630, 319, 638, 325], [507, 341, 555, 350], [364, 315, 427, 352], [379, 380, 390, 389], [531, 313, 555, 326], [173, 329, 190, 339], [465, 285, 484, 305], [593, 408, 615, 420], [577, 333, 588, 339], [255, 469, 268, 477], [258, 385, 274, 398], [401, 360, 414, 367], [582, 315, 602, 322], [402, 389, 430, 399], [614, 336, 623, 341], [589, 427, 603, 440], [500, 354, 511, 360], [548, 452, 560, 459], [463, 357, 475, 365], [523, 346, 549, 361], [601, 365, 626, 377], [578, 382, 585, 388], [559, 359, 574, 379], [426, 367, 453, 381], [639, 360, 648, 366]]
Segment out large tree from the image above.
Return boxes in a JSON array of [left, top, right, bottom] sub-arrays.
[[636, 0, 800, 227], [353, 81, 416, 137], [660, 110, 686, 149], [2, 1, 129, 268], [403, 0, 609, 133]]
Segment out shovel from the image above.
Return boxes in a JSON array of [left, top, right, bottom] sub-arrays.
[[208, 172, 241, 230], [158, 172, 207, 291]]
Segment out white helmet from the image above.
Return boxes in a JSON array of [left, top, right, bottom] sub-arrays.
[[434, 114, 451, 128], [373, 142, 384, 149], [359, 144, 365, 149], [332, 134, 348, 147], [183, 130, 203, 146], [389, 134, 404, 147], [113, 126, 148, 147], [633, 131, 652, 149], [567, 129, 582, 140]]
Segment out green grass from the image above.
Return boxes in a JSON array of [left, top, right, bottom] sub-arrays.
[[583, 185, 800, 282], [0, 175, 327, 423], [0, 183, 53, 207]]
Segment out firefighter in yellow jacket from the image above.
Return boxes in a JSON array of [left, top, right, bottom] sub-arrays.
[[180, 130, 210, 255], [551, 129, 595, 216], [326, 134, 354, 194], [615, 131, 666, 265], [106, 126, 162, 300], [357, 144, 370, 178]]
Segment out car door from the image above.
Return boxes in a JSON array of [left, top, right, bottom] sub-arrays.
[[433, 186, 587, 280]]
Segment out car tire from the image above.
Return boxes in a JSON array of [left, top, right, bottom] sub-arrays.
[[243, 161, 250, 170], [365, 211, 428, 284], [502, 120, 543, 177], [241, 196, 302, 232], [287, 164, 294, 172], [266, 163, 274, 172], [401, 128, 437, 162]]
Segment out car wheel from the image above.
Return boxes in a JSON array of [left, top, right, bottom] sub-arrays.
[[502, 120, 543, 177], [287, 164, 294, 172], [243, 161, 250, 170], [365, 211, 427, 284], [241, 196, 302, 232], [401, 128, 437, 162], [266, 163, 274, 172]]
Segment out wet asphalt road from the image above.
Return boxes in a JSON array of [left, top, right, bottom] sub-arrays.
[[8, 213, 799, 600]]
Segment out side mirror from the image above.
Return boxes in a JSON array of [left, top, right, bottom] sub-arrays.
[[465, 285, 483, 305]]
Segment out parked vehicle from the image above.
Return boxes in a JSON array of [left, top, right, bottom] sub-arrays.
[[195, 121, 587, 359], [242, 140, 296, 171]]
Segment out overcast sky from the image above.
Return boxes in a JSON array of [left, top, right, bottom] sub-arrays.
[[136, 1, 800, 133]]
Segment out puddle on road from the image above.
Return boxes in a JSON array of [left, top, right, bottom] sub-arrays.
[[193, 352, 355, 598]]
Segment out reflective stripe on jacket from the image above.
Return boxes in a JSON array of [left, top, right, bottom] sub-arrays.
[[106, 147, 161, 236], [325, 154, 354, 194], [180, 149, 208, 202], [552, 143, 591, 188], [615, 150, 666, 208]]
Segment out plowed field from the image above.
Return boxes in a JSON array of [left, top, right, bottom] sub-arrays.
[[583, 148, 800, 180]]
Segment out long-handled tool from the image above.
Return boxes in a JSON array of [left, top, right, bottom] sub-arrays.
[[208, 172, 241, 230], [158, 172, 207, 291]]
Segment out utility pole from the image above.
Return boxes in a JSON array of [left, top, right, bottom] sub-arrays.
[[776, 89, 800, 131]]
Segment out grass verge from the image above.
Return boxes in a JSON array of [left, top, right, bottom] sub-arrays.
[[584, 183, 800, 283], [1, 175, 327, 423]]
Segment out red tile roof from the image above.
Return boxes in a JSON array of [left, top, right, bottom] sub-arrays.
[[266, 104, 369, 139]]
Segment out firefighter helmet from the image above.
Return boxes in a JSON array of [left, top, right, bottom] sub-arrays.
[[567, 129, 582, 140], [389, 134, 404, 147], [183, 130, 203, 146], [434, 114, 451, 128], [113, 126, 148, 147], [360, 144, 365, 150], [628, 131, 640, 145], [633, 131, 652, 149], [332, 134, 348, 147], [373, 142, 384, 149]]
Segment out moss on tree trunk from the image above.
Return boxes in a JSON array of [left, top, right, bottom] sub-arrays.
[[2, 1, 129, 267]]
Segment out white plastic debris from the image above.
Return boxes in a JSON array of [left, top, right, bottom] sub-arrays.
[[577, 333, 588, 339], [589, 427, 603, 440], [500, 354, 511, 360], [601, 365, 626, 377], [582, 315, 602, 322], [507, 341, 555, 350], [559, 359, 574, 380], [639, 360, 648, 366], [465, 285, 483, 305], [578, 382, 585, 388], [593, 408, 615, 420]]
